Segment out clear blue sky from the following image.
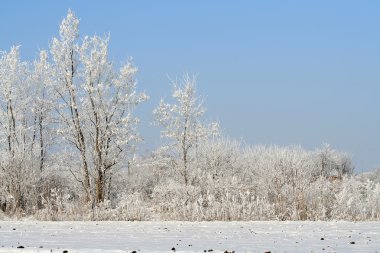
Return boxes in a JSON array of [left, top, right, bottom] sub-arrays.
[[1, 1, 379, 172]]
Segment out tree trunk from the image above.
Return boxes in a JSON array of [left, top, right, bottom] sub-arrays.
[[96, 170, 104, 203], [67, 50, 91, 203]]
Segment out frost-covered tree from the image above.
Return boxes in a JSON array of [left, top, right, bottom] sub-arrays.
[[315, 143, 354, 178], [0, 47, 27, 212], [0, 46, 56, 215], [30, 50, 54, 173], [50, 10, 147, 203], [50, 10, 92, 202], [0, 46, 39, 212], [80, 35, 148, 203], [153, 74, 219, 185], [0, 47, 29, 157]]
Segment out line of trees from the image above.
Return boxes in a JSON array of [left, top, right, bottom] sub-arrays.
[[1, 11, 380, 221]]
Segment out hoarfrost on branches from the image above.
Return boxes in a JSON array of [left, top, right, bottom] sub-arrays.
[[153, 74, 219, 185], [50, 10, 148, 204]]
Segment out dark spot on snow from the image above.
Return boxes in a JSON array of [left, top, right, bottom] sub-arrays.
[[39, 246, 43, 248], [63, 250, 68, 253], [350, 241, 355, 244], [12, 228, 16, 230], [131, 251, 137, 253], [17, 246, 24, 248], [208, 249, 213, 252], [264, 251, 271, 253], [171, 247, 176, 251], [188, 244, 192, 246], [320, 238, 324, 240]]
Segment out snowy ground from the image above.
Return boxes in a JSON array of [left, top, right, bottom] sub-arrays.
[[0, 221, 379, 253]]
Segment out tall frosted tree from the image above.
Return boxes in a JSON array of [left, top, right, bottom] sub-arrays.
[[153, 74, 219, 185], [30, 50, 54, 173], [50, 10, 91, 202], [50, 10, 147, 203], [0, 46, 43, 212]]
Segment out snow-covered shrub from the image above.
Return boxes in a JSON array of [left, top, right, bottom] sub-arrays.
[[304, 177, 337, 220], [114, 192, 152, 221], [332, 177, 380, 220], [152, 179, 201, 220], [314, 143, 354, 178], [244, 145, 317, 220]]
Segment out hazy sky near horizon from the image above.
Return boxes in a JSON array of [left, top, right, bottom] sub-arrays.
[[1, 1, 379, 172]]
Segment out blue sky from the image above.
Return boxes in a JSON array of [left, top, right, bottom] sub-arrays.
[[1, 1, 379, 171]]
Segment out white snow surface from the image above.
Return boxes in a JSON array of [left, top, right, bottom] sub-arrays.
[[0, 221, 379, 253]]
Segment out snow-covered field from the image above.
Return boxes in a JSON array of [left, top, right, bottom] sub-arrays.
[[0, 221, 379, 253]]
